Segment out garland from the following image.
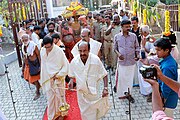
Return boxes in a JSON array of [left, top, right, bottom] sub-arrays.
[[163, 10, 171, 36], [0, 25, 2, 37], [143, 9, 147, 25]]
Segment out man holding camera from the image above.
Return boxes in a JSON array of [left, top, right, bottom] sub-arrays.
[[153, 37, 178, 118], [142, 63, 180, 120], [143, 64, 179, 120], [141, 37, 178, 118]]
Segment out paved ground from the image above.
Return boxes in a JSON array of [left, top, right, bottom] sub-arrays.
[[1, 43, 15, 55], [0, 61, 180, 120]]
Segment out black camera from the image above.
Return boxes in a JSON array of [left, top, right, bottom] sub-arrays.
[[139, 65, 157, 80]]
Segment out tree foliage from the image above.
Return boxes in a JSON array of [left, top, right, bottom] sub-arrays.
[[139, 0, 157, 7], [0, 0, 9, 26], [160, 0, 179, 5], [139, 0, 179, 6]]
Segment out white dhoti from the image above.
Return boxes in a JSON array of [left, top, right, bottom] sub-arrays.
[[40, 45, 69, 120], [133, 63, 139, 85], [137, 61, 152, 95], [78, 91, 110, 120], [69, 53, 110, 120], [46, 79, 66, 120], [117, 64, 136, 97]]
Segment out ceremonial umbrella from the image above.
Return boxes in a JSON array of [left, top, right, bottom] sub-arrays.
[[61, 2, 89, 18]]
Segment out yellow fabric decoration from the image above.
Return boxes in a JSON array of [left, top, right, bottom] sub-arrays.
[[62, 2, 88, 18], [143, 9, 147, 25], [36, 0, 40, 11], [22, 5, 26, 20], [0, 25, 3, 37], [163, 10, 171, 36]]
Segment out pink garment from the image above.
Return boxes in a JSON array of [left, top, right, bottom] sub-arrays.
[[178, 88, 180, 97], [152, 110, 173, 120]]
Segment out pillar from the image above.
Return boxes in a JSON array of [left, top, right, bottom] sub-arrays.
[[45, 0, 54, 18]]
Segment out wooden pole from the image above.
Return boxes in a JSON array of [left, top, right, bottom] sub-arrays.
[[8, 0, 22, 67]]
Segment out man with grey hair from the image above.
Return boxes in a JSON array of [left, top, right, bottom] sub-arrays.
[[140, 25, 156, 53], [69, 41, 109, 120], [71, 28, 102, 57], [21, 34, 41, 100], [138, 25, 156, 102]]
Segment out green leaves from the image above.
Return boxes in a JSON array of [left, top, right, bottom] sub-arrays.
[[160, 0, 179, 5], [139, 0, 158, 7]]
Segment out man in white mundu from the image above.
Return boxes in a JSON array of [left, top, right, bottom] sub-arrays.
[[114, 20, 140, 102], [71, 28, 102, 57], [40, 36, 69, 120], [69, 41, 110, 120]]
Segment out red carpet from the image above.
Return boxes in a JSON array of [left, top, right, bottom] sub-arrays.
[[43, 90, 82, 120]]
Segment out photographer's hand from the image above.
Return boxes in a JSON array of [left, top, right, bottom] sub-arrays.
[[152, 64, 180, 94], [144, 78, 164, 113], [151, 64, 163, 79], [144, 78, 159, 86]]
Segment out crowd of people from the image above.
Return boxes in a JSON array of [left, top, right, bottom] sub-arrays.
[[5, 8, 180, 120]]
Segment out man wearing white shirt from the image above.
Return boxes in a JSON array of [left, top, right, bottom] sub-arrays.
[[71, 28, 102, 57], [31, 26, 41, 49], [40, 36, 69, 120], [69, 41, 109, 120]]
